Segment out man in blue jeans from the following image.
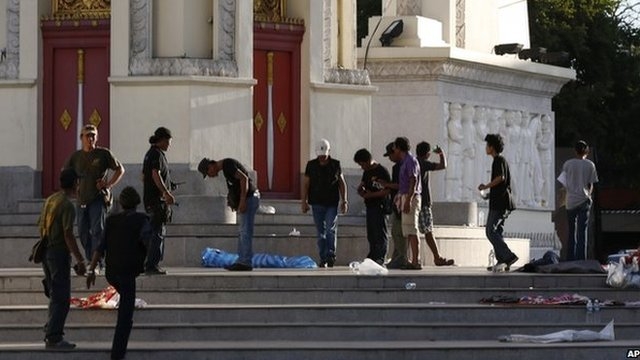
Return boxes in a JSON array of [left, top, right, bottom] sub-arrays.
[[39, 168, 86, 349], [301, 139, 348, 267], [478, 134, 518, 272], [64, 124, 125, 270], [199, 157, 259, 271], [559, 140, 598, 260]]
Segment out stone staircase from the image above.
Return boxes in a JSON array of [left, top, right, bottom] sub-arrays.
[[0, 198, 637, 359]]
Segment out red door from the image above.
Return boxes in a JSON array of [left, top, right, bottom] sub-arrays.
[[253, 24, 304, 199], [42, 21, 110, 196]]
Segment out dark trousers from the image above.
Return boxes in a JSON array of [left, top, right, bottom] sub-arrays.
[[42, 247, 71, 343], [145, 203, 166, 270], [567, 199, 592, 261], [485, 209, 516, 263], [365, 205, 389, 263], [106, 273, 136, 360]]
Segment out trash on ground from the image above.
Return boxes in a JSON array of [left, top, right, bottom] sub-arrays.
[[499, 320, 614, 343]]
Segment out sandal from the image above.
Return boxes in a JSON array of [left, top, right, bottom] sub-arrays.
[[434, 257, 455, 266]]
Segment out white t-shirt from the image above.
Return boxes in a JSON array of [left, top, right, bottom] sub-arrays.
[[560, 158, 598, 209]]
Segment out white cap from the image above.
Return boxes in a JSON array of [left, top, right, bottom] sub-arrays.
[[315, 138, 330, 156]]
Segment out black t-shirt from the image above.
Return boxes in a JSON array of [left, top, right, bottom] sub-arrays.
[[142, 145, 171, 207], [489, 155, 512, 211], [418, 158, 437, 207], [222, 158, 256, 204], [99, 210, 151, 277], [305, 157, 342, 206], [361, 163, 391, 207]]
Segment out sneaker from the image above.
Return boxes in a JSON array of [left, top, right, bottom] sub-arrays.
[[145, 267, 167, 275], [434, 257, 455, 266], [506, 255, 519, 269], [45, 339, 76, 350], [224, 262, 253, 271], [326, 258, 335, 268]]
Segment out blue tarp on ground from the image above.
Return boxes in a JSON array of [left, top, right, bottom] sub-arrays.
[[201, 248, 317, 269]]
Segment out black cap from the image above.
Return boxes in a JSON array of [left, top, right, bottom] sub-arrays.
[[383, 142, 394, 157]]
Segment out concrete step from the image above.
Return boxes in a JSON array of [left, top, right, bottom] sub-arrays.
[[0, 321, 633, 342], [0, 340, 635, 360], [3, 285, 639, 306], [0, 303, 638, 324]]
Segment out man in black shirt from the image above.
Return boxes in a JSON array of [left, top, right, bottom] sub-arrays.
[[478, 134, 518, 271], [301, 139, 348, 267], [354, 148, 391, 265], [199, 157, 259, 271], [142, 127, 175, 275], [87, 186, 151, 360], [416, 141, 454, 266]]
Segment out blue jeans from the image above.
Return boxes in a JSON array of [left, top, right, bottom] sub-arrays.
[[366, 205, 389, 263], [567, 199, 591, 261], [485, 209, 516, 264], [311, 205, 338, 262], [237, 193, 259, 265], [42, 247, 71, 343], [145, 203, 166, 270], [77, 197, 107, 261], [106, 273, 136, 360]]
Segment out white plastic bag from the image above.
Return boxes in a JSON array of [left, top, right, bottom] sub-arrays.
[[499, 320, 614, 343], [350, 258, 388, 276]]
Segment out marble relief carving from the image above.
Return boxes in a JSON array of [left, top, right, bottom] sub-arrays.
[[444, 102, 554, 209], [129, 0, 237, 77], [0, 0, 20, 79], [455, 0, 465, 48]]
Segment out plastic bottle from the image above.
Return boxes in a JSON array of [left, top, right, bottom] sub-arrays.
[[593, 299, 601, 323], [585, 299, 594, 323], [405, 282, 416, 290]]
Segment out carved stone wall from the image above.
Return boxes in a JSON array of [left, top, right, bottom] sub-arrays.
[[129, 0, 237, 76], [0, 0, 19, 79], [444, 101, 554, 209]]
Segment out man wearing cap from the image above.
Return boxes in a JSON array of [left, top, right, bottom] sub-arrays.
[[198, 157, 259, 271], [64, 124, 125, 268], [301, 139, 348, 267], [39, 168, 86, 349], [87, 186, 151, 360], [142, 127, 175, 275], [380, 142, 409, 269], [558, 140, 599, 260]]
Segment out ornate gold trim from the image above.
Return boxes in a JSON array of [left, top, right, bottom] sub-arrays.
[[267, 52, 274, 86], [59, 110, 72, 130], [88, 109, 102, 128], [277, 112, 287, 133], [254, 0, 303, 25], [50, 0, 111, 20], [254, 112, 264, 132]]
